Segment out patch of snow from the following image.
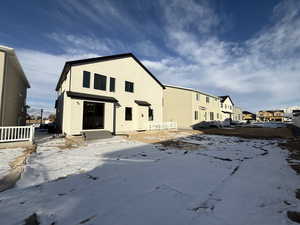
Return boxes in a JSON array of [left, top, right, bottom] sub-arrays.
[[1, 135, 299, 225], [0, 148, 24, 178]]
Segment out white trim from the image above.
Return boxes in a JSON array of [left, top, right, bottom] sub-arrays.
[[0, 125, 34, 143]]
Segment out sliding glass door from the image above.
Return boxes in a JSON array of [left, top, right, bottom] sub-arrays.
[[83, 101, 105, 130]]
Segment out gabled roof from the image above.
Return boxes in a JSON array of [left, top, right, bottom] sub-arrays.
[[219, 95, 234, 105], [165, 84, 219, 99], [55, 53, 165, 91], [0, 45, 30, 88], [243, 111, 255, 115]]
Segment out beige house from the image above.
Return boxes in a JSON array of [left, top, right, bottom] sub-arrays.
[[163, 85, 223, 129], [232, 106, 243, 121], [55, 53, 165, 135], [0, 46, 30, 126]]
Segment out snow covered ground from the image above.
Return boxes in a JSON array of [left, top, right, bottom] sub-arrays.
[[0, 134, 299, 225], [0, 148, 24, 178]]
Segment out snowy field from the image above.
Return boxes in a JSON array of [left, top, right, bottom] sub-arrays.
[[0, 134, 300, 225], [0, 148, 24, 178]]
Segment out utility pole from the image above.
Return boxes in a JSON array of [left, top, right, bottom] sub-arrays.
[[40, 109, 43, 125]]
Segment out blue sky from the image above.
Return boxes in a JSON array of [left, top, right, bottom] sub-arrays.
[[1, 0, 300, 114]]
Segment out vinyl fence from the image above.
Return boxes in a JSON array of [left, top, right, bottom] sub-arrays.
[[149, 122, 177, 130], [0, 125, 35, 143]]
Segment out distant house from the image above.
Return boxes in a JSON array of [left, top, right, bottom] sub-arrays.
[[0, 46, 30, 126], [219, 96, 234, 121], [243, 111, 256, 121], [293, 110, 300, 128], [163, 85, 223, 129], [55, 53, 165, 136], [233, 106, 243, 121], [258, 110, 284, 122]]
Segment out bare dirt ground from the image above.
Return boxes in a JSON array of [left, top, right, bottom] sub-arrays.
[[196, 127, 294, 139]]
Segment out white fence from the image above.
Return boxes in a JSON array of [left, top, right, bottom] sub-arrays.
[[149, 122, 177, 131], [0, 125, 35, 143]]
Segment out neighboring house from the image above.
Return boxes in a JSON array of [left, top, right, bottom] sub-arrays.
[[0, 45, 30, 126], [232, 106, 243, 121], [55, 53, 165, 135], [219, 96, 234, 121], [163, 85, 222, 129], [258, 110, 284, 122], [293, 110, 300, 128], [243, 111, 256, 121]]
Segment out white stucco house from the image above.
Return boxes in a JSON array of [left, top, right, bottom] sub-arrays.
[[55, 53, 165, 136]]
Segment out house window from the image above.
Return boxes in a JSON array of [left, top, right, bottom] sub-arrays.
[[194, 111, 198, 120], [206, 96, 210, 103], [217, 113, 219, 119], [196, 93, 199, 101], [83, 71, 90, 88], [210, 112, 214, 120], [125, 81, 134, 92], [148, 108, 154, 121], [94, 74, 107, 90], [110, 77, 115, 92], [204, 112, 207, 120], [125, 107, 132, 121], [221, 103, 223, 108]]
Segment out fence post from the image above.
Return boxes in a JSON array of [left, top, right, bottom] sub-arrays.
[[30, 125, 35, 142]]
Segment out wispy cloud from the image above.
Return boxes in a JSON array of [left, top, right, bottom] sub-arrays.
[[13, 0, 300, 113]]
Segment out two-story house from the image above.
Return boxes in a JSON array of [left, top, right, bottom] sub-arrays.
[[0, 45, 30, 126], [163, 85, 222, 129], [55, 53, 165, 135], [219, 96, 234, 121]]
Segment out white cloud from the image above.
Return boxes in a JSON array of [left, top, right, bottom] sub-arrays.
[[14, 0, 300, 113], [16, 48, 100, 114], [142, 0, 300, 111]]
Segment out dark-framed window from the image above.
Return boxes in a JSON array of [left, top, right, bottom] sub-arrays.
[[125, 81, 134, 93], [210, 112, 214, 120], [125, 107, 132, 121], [148, 108, 154, 121], [196, 93, 199, 101], [94, 74, 107, 90], [83, 71, 90, 88], [206, 96, 210, 103], [194, 111, 198, 120], [110, 77, 115, 92]]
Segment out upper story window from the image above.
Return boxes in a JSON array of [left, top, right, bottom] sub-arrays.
[[110, 77, 115, 92], [221, 103, 223, 108], [83, 71, 90, 88], [206, 96, 210, 103], [194, 111, 198, 120], [94, 74, 107, 91], [196, 93, 199, 101], [148, 108, 154, 121], [125, 81, 134, 93]]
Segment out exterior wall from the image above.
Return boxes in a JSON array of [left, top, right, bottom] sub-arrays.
[[58, 57, 164, 135], [232, 107, 242, 121], [163, 87, 192, 129], [0, 51, 5, 118], [220, 98, 233, 120], [0, 53, 28, 126], [163, 86, 222, 129], [294, 115, 300, 128]]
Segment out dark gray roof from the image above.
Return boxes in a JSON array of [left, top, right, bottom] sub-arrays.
[[134, 100, 151, 106], [66, 91, 118, 103]]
